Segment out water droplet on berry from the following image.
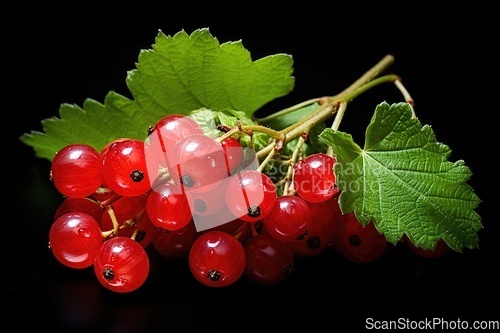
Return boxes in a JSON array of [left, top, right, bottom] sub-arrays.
[[77, 228, 91, 238]]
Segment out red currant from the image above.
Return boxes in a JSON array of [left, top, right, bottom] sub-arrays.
[[102, 139, 154, 197], [224, 170, 277, 223], [94, 236, 149, 293], [152, 220, 199, 259], [332, 212, 389, 264], [263, 195, 312, 243], [146, 182, 193, 231], [54, 197, 104, 222], [220, 137, 244, 175], [406, 237, 451, 259], [147, 114, 204, 167], [167, 134, 228, 191], [188, 231, 246, 287], [244, 233, 294, 286], [293, 153, 338, 203], [51, 143, 103, 198], [49, 212, 103, 269]]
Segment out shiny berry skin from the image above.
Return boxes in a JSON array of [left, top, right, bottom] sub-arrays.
[[188, 231, 246, 287], [132, 213, 156, 248], [244, 233, 294, 286], [102, 139, 154, 197], [54, 197, 104, 222], [263, 195, 312, 243], [152, 220, 198, 259], [147, 114, 204, 166], [185, 179, 228, 216], [220, 137, 244, 175], [288, 197, 339, 257], [332, 212, 388, 263], [293, 153, 338, 203], [94, 236, 149, 293], [167, 134, 228, 191], [224, 170, 277, 223], [49, 212, 103, 269], [50, 143, 103, 198], [146, 182, 193, 231]]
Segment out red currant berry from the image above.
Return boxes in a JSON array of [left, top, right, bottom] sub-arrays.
[[406, 237, 451, 259], [288, 197, 339, 257], [244, 233, 294, 286], [147, 114, 204, 167], [94, 236, 149, 293], [220, 137, 244, 175], [293, 153, 338, 203], [51, 143, 103, 198], [167, 134, 228, 191], [263, 195, 312, 243], [152, 220, 199, 259], [146, 182, 193, 231], [102, 139, 154, 197], [188, 231, 246, 287], [332, 212, 389, 263], [49, 212, 103, 269], [225, 170, 277, 223], [54, 197, 104, 222]]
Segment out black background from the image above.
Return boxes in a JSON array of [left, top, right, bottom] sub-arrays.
[[4, 7, 498, 332]]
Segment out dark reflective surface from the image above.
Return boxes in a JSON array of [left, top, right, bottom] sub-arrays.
[[5, 11, 496, 332]]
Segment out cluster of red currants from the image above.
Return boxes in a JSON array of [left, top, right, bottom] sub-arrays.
[[48, 114, 449, 293]]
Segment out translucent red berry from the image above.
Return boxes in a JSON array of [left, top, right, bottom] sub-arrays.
[[51, 143, 103, 198]]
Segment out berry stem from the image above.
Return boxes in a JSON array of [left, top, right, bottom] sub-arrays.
[[232, 221, 250, 241], [394, 79, 416, 118], [253, 55, 399, 166], [250, 221, 259, 237], [106, 205, 120, 236], [255, 97, 323, 124], [326, 100, 347, 156], [283, 135, 305, 195]]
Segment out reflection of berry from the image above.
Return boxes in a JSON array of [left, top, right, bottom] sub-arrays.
[[332, 212, 388, 264]]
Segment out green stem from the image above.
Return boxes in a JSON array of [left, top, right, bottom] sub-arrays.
[[254, 97, 322, 124], [255, 55, 398, 162], [283, 135, 305, 195], [326, 101, 347, 156], [342, 74, 400, 102]]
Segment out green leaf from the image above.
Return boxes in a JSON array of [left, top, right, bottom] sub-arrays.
[[20, 28, 295, 161], [129, 28, 294, 117], [20, 92, 152, 161], [320, 102, 482, 252]]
